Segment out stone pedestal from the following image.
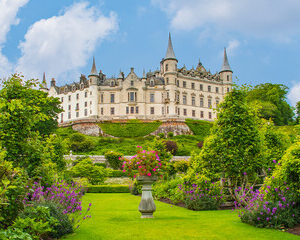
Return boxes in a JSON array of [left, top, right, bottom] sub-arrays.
[[137, 175, 157, 218]]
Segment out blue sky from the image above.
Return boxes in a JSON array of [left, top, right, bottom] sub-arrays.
[[0, 0, 300, 105]]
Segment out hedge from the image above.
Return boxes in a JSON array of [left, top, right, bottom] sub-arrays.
[[87, 185, 130, 193], [107, 169, 128, 178], [185, 119, 213, 137], [98, 120, 161, 137]]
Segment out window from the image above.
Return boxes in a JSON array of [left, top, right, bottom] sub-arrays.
[[110, 107, 115, 115], [150, 80, 154, 87], [200, 84, 203, 91], [176, 80, 179, 87], [90, 101, 92, 105], [84, 109, 88, 116], [162, 107, 164, 115], [208, 85, 211, 92], [216, 87, 219, 93], [85, 102, 87, 107], [72, 86, 76, 92], [136, 106, 139, 114], [85, 92, 88, 98], [76, 112, 79, 118], [76, 103, 79, 110], [227, 75, 230, 81], [150, 93, 155, 103], [183, 95, 187, 105], [227, 87, 230, 92], [150, 107, 154, 114], [200, 97, 204, 107], [167, 106, 169, 114], [166, 64, 168, 71], [100, 94, 104, 103], [131, 81, 134, 86], [68, 112, 71, 119], [101, 108, 103, 115], [167, 92, 169, 99], [183, 81, 186, 88], [208, 98, 212, 108], [68, 95, 71, 101], [209, 112, 212, 119], [192, 96, 195, 106], [90, 91, 92, 95], [130, 107, 134, 114], [64, 87, 68, 93], [192, 110, 195, 117], [76, 93, 79, 100], [80, 84, 84, 90], [110, 81, 114, 87], [61, 97, 64, 102], [130, 92, 135, 102], [191, 83, 195, 89], [216, 99, 220, 106], [166, 78, 169, 84], [200, 111, 204, 118], [126, 107, 129, 114], [183, 109, 187, 116], [178, 108, 180, 115], [68, 105, 71, 111], [61, 113, 63, 122], [110, 94, 115, 103]]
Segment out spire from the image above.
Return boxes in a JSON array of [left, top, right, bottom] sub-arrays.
[[118, 70, 123, 79], [90, 56, 97, 75], [143, 69, 146, 78], [40, 72, 48, 89], [165, 33, 176, 60], [220, 48, 232, 72]]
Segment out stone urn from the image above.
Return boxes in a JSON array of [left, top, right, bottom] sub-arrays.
[[137, 175, 158, 218]]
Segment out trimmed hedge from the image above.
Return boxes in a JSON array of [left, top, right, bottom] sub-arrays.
[[185, 119, 213, 137], [87, 185, 130, 193], [99, 120, 161, 137], [107, 169, 128, 178]]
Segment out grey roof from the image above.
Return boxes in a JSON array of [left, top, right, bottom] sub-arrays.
[[165, 33, 176, 60], [41, 72, 48, 89], [89, 56, 98, 75], [220, 48, 232, 72]]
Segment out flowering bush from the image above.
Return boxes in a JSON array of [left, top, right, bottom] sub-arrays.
[[235, 185, 300, 229], [122, 147, 164, 178], [180, 174, 224, 210], [23, 180, 91, 231]]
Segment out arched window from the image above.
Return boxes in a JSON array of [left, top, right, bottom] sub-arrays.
[[227, 75, 230, 81], [150, 80, 154, 87], [166, 64, 168, 71], [111, 81, 114, 87]]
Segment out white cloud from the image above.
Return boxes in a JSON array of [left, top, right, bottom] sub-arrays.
[[226, 39, 240, 56], [288, 82, 300, 107], [152, 0, 300, 40], [16, 2, 118, 82], [0, 0, 29, 77]]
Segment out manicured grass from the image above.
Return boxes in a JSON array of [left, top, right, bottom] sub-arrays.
[[62, 193, 299, 240]]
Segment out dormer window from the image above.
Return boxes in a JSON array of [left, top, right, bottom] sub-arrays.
[[64, 87, 68, 93], [150, 80, 154, 87], [131, 81, 134, 87], [72, 86, 76, 92], [80, 84, 84, 90], [111, 81, 114, 87]]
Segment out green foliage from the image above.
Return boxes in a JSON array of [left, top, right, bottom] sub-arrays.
[[246, 83, 294, 125], [69, 158, 107, 185], [190, 87, 264, 201], [99, 120, 161, 137], [94, 162, 106, 168], [297, 101, 300, 124], [158, 132, 165, 139], [0, 228, 32, 240], [185, 119, 213, 136], [167, 132, 174, 138], [106, 169, 127, 178], [87, 185, 129, 193], [104, 151, 123, 170], [164, 140, 178, 155], [173, 160, 190, 173], [0, 74, 62, 165], [152, 178, 184, 204], [13, 205, 58, 240], [70, 133, 95, 152], [129, 179, 142, 195]]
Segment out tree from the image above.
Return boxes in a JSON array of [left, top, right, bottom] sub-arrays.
[[246, 83, 294, 125], [190, 87, 264, 201], [296, 101, 300, 124], [0, 74, 62, 168]]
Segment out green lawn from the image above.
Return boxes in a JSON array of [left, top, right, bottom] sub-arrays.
[[62, 193, 299, 240]]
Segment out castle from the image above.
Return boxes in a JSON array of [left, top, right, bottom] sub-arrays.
[[42, 34, 233, 123]]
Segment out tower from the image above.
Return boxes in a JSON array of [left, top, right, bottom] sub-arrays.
[[88, 57, 99, 85], [88, 57, 99, 118], [40, 72, 49, 92], [162, 33, 178, 75], [219, 48, 233, 83]]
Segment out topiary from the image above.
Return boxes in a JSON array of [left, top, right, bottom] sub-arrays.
[[165, 140, 178, 155], [158, 132, 165, 139], [167, 132, 174, 138]]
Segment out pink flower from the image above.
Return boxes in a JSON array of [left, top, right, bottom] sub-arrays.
[[153, 168, 156, 171], [122, 169, 126, 172], [147, 173, 152, 176], [138, 166, 142, 168], [133, 175, 136, 178], [158, 163, 161, 166]]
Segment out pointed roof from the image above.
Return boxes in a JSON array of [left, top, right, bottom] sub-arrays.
[[118, 70, 123, 79], [165, 33, 176, 60], [220, 48, 232, 73], [40, 72, 48, 89], [89, 56, 98, 75]]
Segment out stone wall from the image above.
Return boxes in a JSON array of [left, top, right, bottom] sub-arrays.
[[72, 123, 100, 136], [150, 121, 192, 136]]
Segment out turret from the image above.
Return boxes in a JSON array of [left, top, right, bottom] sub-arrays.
[[40, 72, 49, 92], [50, 77, 56, 87], [88, 57, 99, 85], [219, 48, 233, 82], [162, 33, 178, 74]]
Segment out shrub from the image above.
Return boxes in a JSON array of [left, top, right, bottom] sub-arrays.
[[94, 162, 106, 168], [185, 119, 213, 137], [129, 179, 142, 195], [0, 228, 32, 240], [106, 169, 127, 178], [197, 141, 203, 149], [173, 160, 189, 173], [158, 132, 165, 139], [69, 158, 107, 185], [70, 133, 95, 152], [87, 185, 129, 193], [167, 132, 174, 138], [104, 151, 123, 170], [165, 141, 178, 155]]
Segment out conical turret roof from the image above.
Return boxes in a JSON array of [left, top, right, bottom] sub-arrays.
[[220, 48, 232, 72], [41, 72, 48, 89], [89, 57, 98, 75], [165, 33, 176, 60]]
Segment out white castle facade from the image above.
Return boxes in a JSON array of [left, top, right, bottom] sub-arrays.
[[42, 34, 233, 123]]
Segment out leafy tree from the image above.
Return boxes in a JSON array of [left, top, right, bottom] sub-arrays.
[[190, 87, 264, 201], [0, 74, 62, 166], [297, 101, 300, 124], [246, 83, 294, 125]]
